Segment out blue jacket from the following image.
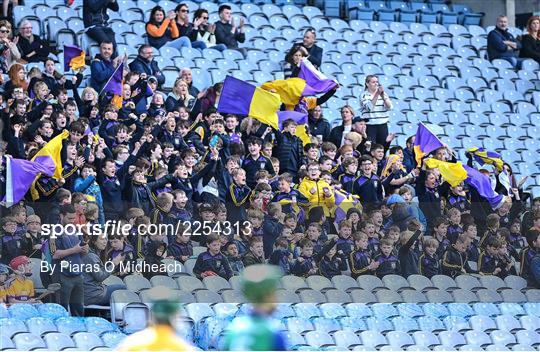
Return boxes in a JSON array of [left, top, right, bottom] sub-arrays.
[[487, 27, 521, 61], [90, 54, 115, 92]]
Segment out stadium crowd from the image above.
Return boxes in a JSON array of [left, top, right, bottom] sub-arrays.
[[0, 0, 539, 319]]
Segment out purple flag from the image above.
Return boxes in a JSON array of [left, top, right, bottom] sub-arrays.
[[3, 156, 56, 206], [277, 110, 308, 129], [413, 122, 444, 164], [463, 165, 505, 210], [298, 58, 338, 95], [63, 45, 85, 71], [103, 62, 124, 95]]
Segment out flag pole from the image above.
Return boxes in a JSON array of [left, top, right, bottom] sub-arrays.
[[98, 62, 123, 97]]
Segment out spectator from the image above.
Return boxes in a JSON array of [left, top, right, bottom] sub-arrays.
[[3, 63, 27, 99], [283, 44, 308, 79], [519, 15, 540, 64], [328, 105, 354, 148], [214, 5, 245, 53], [242, 236, 265, 267], [51, 205, 87, 316], [82, 234, 126, 305], [83, 0, 118, 53], [360, 75, 393, 147], [191, 8, 227, 52], [129, 45, 165, 88], [146, 6, 191, 50], [308, 105, 331, 143], [179, 67, 199, 97], [487, 15, 523, 69], [0, 20, 20, 70], [89, 41, 120, 93], [16, 20, 50, 63], [301, 28, 323, 68], [6, 255, 35, 303], [193, 234, 233, 280], [165, 77, 195, 112], [174, 3, 206, 50]]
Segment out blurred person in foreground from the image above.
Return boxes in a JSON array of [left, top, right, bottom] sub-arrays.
[[116, 286, 194, 351], [223, 264, 287, 351]]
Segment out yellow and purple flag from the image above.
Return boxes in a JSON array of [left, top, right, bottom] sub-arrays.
[[2, 156, 56, 207], [463, 165, 505, 210], [413, 122, 444, 165], [424, 158, 468, 187], [466, 147, 504, 172], [333, 189, 362, 228], [298, 57, 338, 94], [63, 45, 86, 71], [103, 62, 124, 108]]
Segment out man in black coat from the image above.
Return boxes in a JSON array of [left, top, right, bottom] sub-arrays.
[[302, 28, 323, 68], [129, 45, 165, 88], [83, 0, 118, 54], [214, 5, 245, 53]]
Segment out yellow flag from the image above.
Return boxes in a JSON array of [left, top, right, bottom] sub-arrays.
[[424, 158, 468, 187]]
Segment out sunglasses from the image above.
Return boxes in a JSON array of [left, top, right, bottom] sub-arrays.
[[180, 9, 188, 12], [202, 16, 208, 19], [0, 29, 9, 33]]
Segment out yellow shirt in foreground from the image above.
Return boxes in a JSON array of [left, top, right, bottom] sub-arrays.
[[115, 325, 193, 351]]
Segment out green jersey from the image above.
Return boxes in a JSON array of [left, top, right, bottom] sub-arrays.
[[223, 313, 287, 351]]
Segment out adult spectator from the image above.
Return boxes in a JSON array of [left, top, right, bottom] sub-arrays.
[[16, 20, 50, 63], [179, 67, 199, 97], [301, 28, 323, 68], [174, 3, 205, 50], [0, 20, 20, 70], [165, 77, 195, 112], [82, 0, 118, 54], [308, 105, 331, 142], [215, 5, 245, 53], [519, 15, 540, 64], [51, 205, 87, 316], [192, 8, 227, 52], [81, 233, 126, 305], [129, 45, 165, 88], [283, 45, 308, 79], [89, 41, 120, 92], [360, 75, 393, 147], [146, 5, 191, 50], [487, 15, 523, 69], [328, 105, 355, 148], [402, 135, 416, 173]]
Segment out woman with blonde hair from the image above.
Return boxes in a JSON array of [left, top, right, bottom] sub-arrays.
[[328, 105, 355, 148], [360, 74, 393, 146], [519, 15, 540, 63], [165, 78, 195, 112]]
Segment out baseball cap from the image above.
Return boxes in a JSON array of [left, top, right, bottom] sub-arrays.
[[353, 116, 368, 124], [148, 76, 158, 84]]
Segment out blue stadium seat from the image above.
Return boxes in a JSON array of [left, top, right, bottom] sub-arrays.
[[360, 330, 388, 349], [392, 316, 420, 333], [284, 317, 314, 334], [12, 333, 46, 350], [444, 316, 470, 332], [366, 317, 394, 332], [438, 330, 467, 348], [8, 304, 39, 320], [312, 317, 342, 334], [387, 331, 415, 348], [340, 316, 368, 331], [101, 331, 127, 348], [0, 318, 28, 338]]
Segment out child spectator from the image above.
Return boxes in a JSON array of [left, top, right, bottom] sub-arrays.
[[225, 168, 251, 225], [274, 119, 304, 177], [442, 233, 476, 278], [349, 232, 378, 279], [446, 208, 463, 244], [241, 136, 275, 188], [463, 223, 480, 262], [478, 236, 505, 276], [520, 230, 540, 285], [306, 222, 324, 254], [242, 237, 265, 267], [284, 213, 303, 235], [419, 237, 440, 278], [479, 213, 500, 249], [270, 237, 294, 275], [398, 230, 421, 277], [373, 238, 400, 278], [193, 234, 233, 280], [108, 234, 136, 278], [432, 217, 450, 257], [298, 162, 335, 219], [6, 256, 35, 303], [246, 209, 264, 238], [337, 157, 358, 193], [318, 238, 348, 279], [24, 215, 42, 258], [167, 226, 193, 264], [224, 242, 244, 276], [508, 220, 526, 251], [291, 239, 317, 277], [498, 239, 517, 277], [262, 203, 284, 259], [335, 219, 354, 256], [10, 204, 27, 236], [346, 208, 362, 233], [0, 217, 24, 265], [361, 220, 379, 256], [170, 189, 191, 222], [272, 173, 308, 223]]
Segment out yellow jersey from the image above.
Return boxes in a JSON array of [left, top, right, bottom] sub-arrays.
[[115, 325, 193, 351], [6, 277, 34, 302]]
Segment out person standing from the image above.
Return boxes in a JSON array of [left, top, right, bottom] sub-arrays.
[[223, 265, 287, 351], [360, 75, 393, 148], [116, 286, 194, 351], [51, 205, 87, 317], [83, 0, 118, 55]]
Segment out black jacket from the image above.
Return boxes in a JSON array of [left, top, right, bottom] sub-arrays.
[[83, 0, 119, 27], [129, 55, 165, 87], [308, 116, 331, 141], [306, 44, 323, 67], [519, 34, 540, 63], [274, 131, 303, 174], [214, 21, 245, 48], [328, 125, 346, 148]]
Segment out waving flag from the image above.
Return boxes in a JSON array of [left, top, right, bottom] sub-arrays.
[[466, 147, 504, 172], [463, 165, 505, 210], [2, 156, 56, 207], [333, 189, 362, 228], [63, 45, 86, 71], [277, 110, 310, 145], [102, 62, 124, 108], [424, 158, 468, 187], [413, 122, 444, 165], [298, 58, 338, 94], [218, 76, 282, 129]]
